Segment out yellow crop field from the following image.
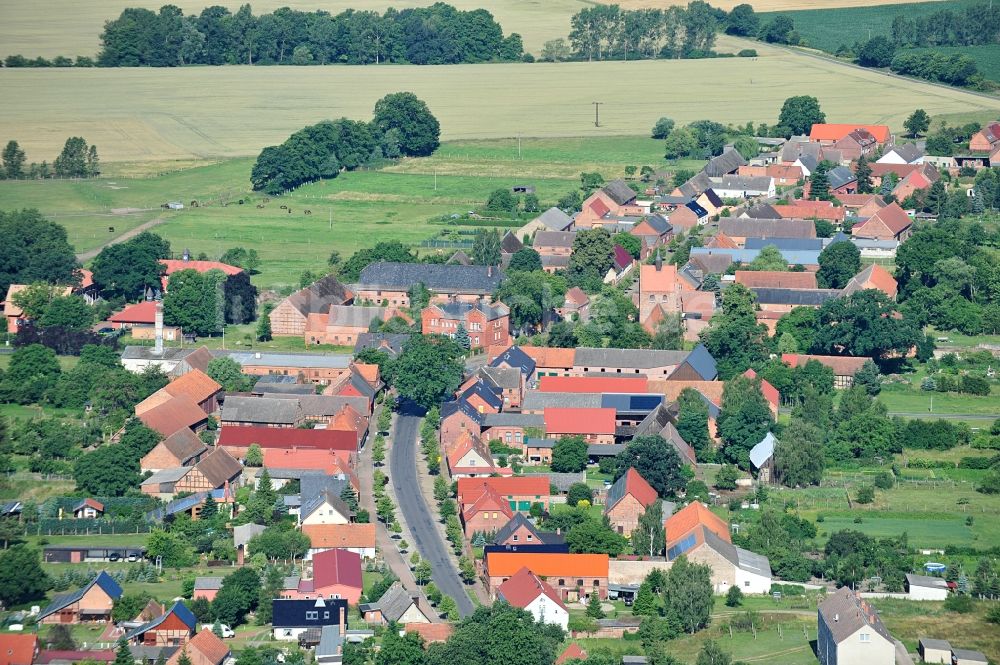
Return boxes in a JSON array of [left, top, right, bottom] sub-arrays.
[[2, 39, 999, 164]]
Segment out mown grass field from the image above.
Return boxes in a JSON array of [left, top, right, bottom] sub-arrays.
[[4, 38, 1000, 164], [759, 0, 983, 53]]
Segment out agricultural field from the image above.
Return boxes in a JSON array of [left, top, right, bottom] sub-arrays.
[[759, 0, 984, 54], [4, 39, 1000, 164]]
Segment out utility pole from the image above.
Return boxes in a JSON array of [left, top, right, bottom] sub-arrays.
[[592, 101, 602, 127], [517, 135, 522, 159]]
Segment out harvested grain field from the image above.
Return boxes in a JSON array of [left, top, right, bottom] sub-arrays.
[[3, 40, 999, 164]]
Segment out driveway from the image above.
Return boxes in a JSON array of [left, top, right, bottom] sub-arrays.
[[390, 403, 475, 618]]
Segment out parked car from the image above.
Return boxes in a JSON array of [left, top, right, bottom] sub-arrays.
[[201, 624, 235, 638]]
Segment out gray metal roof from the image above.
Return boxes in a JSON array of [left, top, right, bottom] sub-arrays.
[[587, 444, 625, 456], [736, 546, 772, 578], [521, 471, 584, 492], [223, 351, 351, 369], [749, 432, 776, 469], [521, 392, 603, 411], [718, 218, 816, 239], [353, 332, 410, 358], [234, 523, 266, 550], [194, 577, 224, 590], [691, 247, 822, 266], [316, 625, 344, 660], [300, 475, 350, 503], [918, 638, 951, 651], [526, 438, 556, 449], [716, 175, 772, 192], [433, 300, 509, 321], [905, 573, 948, 589], [370, 583, 422, 623], [828, 166, 857, 190], [950, 649, 987, 662], [121, 346, 197, 361], [533, 207, 574, 231], [222, 395, 302, 424], [603, 179, 637, 205], [141, 467, 190, 485], [750, 287, 841, 306], [357, 262, 503, 293], [675, 344, 718, 381], [482, 412, 544, 428], [745, 237, 824, 250]]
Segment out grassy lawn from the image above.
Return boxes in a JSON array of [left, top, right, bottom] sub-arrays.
[[815, 516, 974, 549], [877, 383, 999, 418], [0, 355, 79, 372], [0, 402, 82, 421], [122, 328, 353, 355]]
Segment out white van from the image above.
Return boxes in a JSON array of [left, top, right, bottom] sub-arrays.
[[201, 624, 235, 638]]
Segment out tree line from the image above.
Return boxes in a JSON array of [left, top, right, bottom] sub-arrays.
[[565, 1, 722, 62], [2, 138, 99, 180], [92, 3, 523, 67], [251, 92, 439, 194]]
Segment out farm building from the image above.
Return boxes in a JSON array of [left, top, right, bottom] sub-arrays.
[[38, 571, 123, 624]]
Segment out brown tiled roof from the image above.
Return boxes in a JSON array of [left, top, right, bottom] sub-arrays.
[[497, 567, 567, 611], [405, 623, 453, 644], [137, 395, 207, 436], [166, 630, 230, 665], [163, 369, 221, 405], [818, 587, 893, 644], [160, 428, 207, 465], [194, 448, 242, 487], [854, 202, 911, 235], [302, 523, 376, 549], [734, 271, 817, 289], [781, 353, 868, 377]]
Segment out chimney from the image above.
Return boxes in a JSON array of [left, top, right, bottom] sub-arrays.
[[236, 544, 245, 567], [153, 301, 164, 356], [339, 606, 347, 636], [655, 249, 663, 272]]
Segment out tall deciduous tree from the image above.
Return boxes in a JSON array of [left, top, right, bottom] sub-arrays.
[[777, 95, 824, 136], [664, 555, 713, 633], [0, 545, 49, 606], [551, 435, 588, 472], [774, 420, 824, 487], [372, 92, 440, 157], [91, 231, 169, 299], [813, 290, 919, 361], [904, 109, 930, 137], [568, 228, 615, 292], [632, 500, 666, 557], [614, 436, 685, 497], [2, 141, 27, 178], [855, 154, 873, 194], [716, 375, 774, 469], [393, 335, 463, 408], [676, 388, 711, 462], [816, 240, 861, 289], [699, 283, 769, 378], [0, 209, 79, 296]]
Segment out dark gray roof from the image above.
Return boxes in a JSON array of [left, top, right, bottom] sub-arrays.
[[703, 148, 747, 177], [370, 583, 422, 623], [685, 201, 709, 219], [688, 253, 734, 275], [300, 490, 352, 523], [750, 287, 841, 306], [222, 395, 302, 425], [918, 638, 951, 651], [905, 573, 948, 590], [884, 143, 923, 163], [357, 262, 503, 294], [327, 305, 387, 328], [605, 473, 629, 511], [264, 392, 368, 417], [253, 382, 315, 396], [353, 333, 410, 358], [159, 428, 207, 465], [950, 649, 987, 662], [532, 207, 573, 232], [540, 254, 570, 269], [587, 443, 626, 457], [677, 172, 713, 198], [521, 392, 603, 411], [745, 237, 824, 251], [281, 274, 351, 317], [440, 399, 484, 426], [447, 250, 472, 266], [482, 412, 544, 428], [719, 218, 816, 239], [234, 523, 266, 549], [38, 571, 123, 620], [460, 379, 503, 411], [644, 214, 671, 234], [479, 365, 521, 390], [490, 346, 536, 377], [433, 300, 508, 321], [300, 474, 349, 503], [574, 347, 688, 369], [818, 587, 893, 644], [603, 179, 637, 205], [600, 394, 664, 414], [828, 166, 857, 190], [743, 204, 782, 220], [526, 438, 556, 449], [717, 175, 772, 192], [195, 448, 243, 487], [797, 154, 819, 173], [500, 231, 523, 255], [673, 344, 717, 381], [533, 231, 576, 249], [491, 513, 550, 545]]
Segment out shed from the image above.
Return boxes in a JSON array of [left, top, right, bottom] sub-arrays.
[[748, 433, 776, 484], [951, 649, 988, 665], [905, 573, 949, 601], [918, 638, 951, 664]]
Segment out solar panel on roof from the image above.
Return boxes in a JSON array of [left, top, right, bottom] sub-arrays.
[[667, 533, 697, 560], [630, 395, 663, 411]]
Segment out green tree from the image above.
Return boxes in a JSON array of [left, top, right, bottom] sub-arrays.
[[777, 95, 824, 136], [508, 248, 542, 272], [568, 228, 615, 292], [699, 283, 769, 378], [726, 4, 759, 36], [45, 624, 76, 651], [2, 141, 27, 178], [11, 283, 63, 320], [0, 343, 61, 404], [663, 128, 698, 159], [458, 555, 476, 584], [552, 435, 588, 473], [372, 92, 440, 157], [565, 517, 626, 555], [904, 109, 930, 137], [72, 445, 139, 498], [615, 436, 686, 497], [632, 581, 659, 616], [774, 420, 824, 487], [54, 137, 92, 177], [717, 375, 774, 469], [453, 324, 471, 351], [256, 305, 272, 342], [614, 232, 642, 260], [393, 335, 464, 409], [39, 295, 94, 331], [810, 163, 831, 200], [817, 241, 861, 289], [587, 591, 605, 618], [696, 641, 732, 665], [91, 231, 170, 299], [245, 443, 263, 467], [854, 360, 882, 396], [857, 36, 895, 67], [484, 190, 517, 215], [652, 117, 675, 139], [665, 555, 713, 633], [856, 485, 875, 504], [567, 482, 593, 507], [714, 465, 739, 490], [676, 388, 712, 462], [813, 290, 919, 361], [113, 641, 133, 665], [724, 586, 743, 608], [632, 500, 665, 557], [207, 356, 253, 392], [0, 209, 80, 297], [747, 245, 788, 271], [0, 545, 49, 606]]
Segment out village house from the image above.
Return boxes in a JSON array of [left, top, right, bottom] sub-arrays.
[[782, 353, 869, 388], [532, 231, 577, 262], [497, 567, 570, 630], [3, 285, 74, 334], [217, 426, 357, 461], [461, 483, 514, 537], [192, 577, 223, 602], [222, 351, 353, 385], [272, 598, 347, 641], [711, 175, 775, 200], [72, 499, 104, 519], [140, 447, 242, 500], [139, 427, 208, 473], [827, 166, 859, 196], [38, 571, 123, 624], [877, 143, 924, 165], [487, 514, 569, 555], [446, 430, 498, 478], [574, 180, 638, 228], [164, 630, 230, 665], [220, 395, 305, 428], [769, 200, 846, 224], [737, 164, 803, 187], [126, 602, 197, 647], [735, 271, 818, 290], [629, 215, 673, 257], [538, 375, 648, 394], [422, 300, 512, 349], [544, 408, 616, 444], [637, 255, 680, 328], [458, 476, 551, 512], [717, 218, 816, 246], [809, 123, 892, 147], [295, 548, 362, 604], [556, 286, 591, 323], [152, 369, 223, 414], [299, 489, 353, 526], [270, 275, 353, 338], [485, 552, 610, 601], [135, 394, 209, 437], [305, 305, 396, 346], [302, 523, 376, 560], [703, 148, 747, 177], [359, 583, 432, 626], [604, 468, 658, 537], [841, 263, 898, 299], [833, 129, 878, 161], [904, 573, 949, 601], [667, 201, 709, 232], [0, 635, 38, 665], [517, 207, 574, 238], [836, 194, 888, 218], [969, 121, 1000, 152], [354, 262, 503, 306], [816, 588, 895, 665]]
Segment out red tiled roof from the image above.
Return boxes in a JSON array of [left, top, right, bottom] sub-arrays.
[[78, 269, 95, 289], [457, 476, 550, 503], [161, 260, 243, 276], [543, 407, 616, 435], [166, 630, 230, 665], [564, 286, 589, 307], [734, 271, 817, 290], [853, 202, 911, 236], [836, 194, 886, 209], [260, 448, 350, 474], [36, 651, 115, 665], [743, 369, 779, 408], [497, 567, 567, 611], [538, 376, 648, 394], [109, 301, 158, 324], [217, 426, 357, 451], [447, 432, 495, 474], [870, 163, 920, 179], [0, 635, 38, 665], [461, 484, 514, 520], [705, 233, 738, 249], [664, 502, 730, 544], [137, 395, 207, 436], [302, 523, 375, 550], [486, 552, 609, 578], [589, 198, 610, 217], [405, 623, 453, 644], [621, 468, 658, 508], [781, 353, 868, 377], [640, 263, 678, 294], [163, 369, 221, 405], [311, 548, 363, 591], [770, 203, 845, 222], [556, 644, 587, 665], [810, 124, 890, 143]]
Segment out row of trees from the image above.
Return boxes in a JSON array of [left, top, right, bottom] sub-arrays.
[[567, 2, 722, 61], [251, 92, 439, 194], [889, 3, 1000, 48], [98, 3, 523, 67], [1, 138, 99, 180]]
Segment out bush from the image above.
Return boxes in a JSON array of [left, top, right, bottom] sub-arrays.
[[943, 593, 974, 613], [873, 471, 894, 489], [737, 49, 758, 57], [725, 585, 744, 607], [856, 485, 875, 504]]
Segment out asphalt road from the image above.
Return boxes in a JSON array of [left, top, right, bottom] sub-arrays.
[[390, 405, 475, 618]]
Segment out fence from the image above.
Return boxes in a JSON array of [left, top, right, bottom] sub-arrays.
[[35, 519, 153, 536]]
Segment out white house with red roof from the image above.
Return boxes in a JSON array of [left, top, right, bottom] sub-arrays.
[[496, 567, 569, 629]]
